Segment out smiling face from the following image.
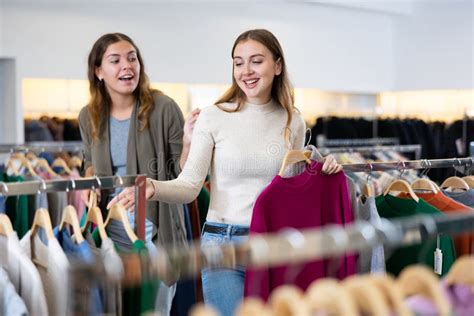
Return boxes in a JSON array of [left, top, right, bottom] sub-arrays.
[[232, 39, 282, 105], [95, 40, 140, 99]]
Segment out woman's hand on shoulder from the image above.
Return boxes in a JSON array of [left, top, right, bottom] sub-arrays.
[[321, 154, 343, 175], [183, 108, 201, 146]]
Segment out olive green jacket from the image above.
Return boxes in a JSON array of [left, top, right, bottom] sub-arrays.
[[78, 93, 187, 268]]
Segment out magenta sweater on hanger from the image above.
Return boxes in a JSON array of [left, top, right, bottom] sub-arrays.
[[244, 161, 356, 300]]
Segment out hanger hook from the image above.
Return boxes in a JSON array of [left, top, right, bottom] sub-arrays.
[[420, 159, 430, 177], [366, 162, 373, 184], [284, 127, 293, 150], [304, 128, 312, 148], [94, 175, 102, 190], [116, 174, 124, 187], [397, 160, 406, 179], [453, 158, 460, 177]]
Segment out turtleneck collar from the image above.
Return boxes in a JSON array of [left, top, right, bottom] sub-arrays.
[[243, 99, 278, 114]]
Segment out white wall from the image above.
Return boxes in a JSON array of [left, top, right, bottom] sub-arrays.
[[393, 0, 474, 90], [1, 1, 395, 92], [0, 4, 3, 55], [0, 59, 18, 143]]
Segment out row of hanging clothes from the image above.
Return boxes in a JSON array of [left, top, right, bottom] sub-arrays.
[[83, 211, 473, 316], [0, 142, 85, 239], [1, 141, 474, 315], [234, 147, 473, 311], [0, 141, 211, 316], [0, 174, 161, 316], [309, 116, 474, 162]]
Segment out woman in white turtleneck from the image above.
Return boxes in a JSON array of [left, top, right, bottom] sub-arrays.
[[108, 29, 342, 315]]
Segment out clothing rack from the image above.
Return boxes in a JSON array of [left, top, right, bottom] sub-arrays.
[[316, 136, 400, 148], [0, 141, 84, 154], [341, 157, 473, 174], [154, 212, 474, 279], [320, 144, 422, 160], [0, 174, 147, 239]]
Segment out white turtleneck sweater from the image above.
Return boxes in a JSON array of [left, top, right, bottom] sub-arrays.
[[150, 100, 306, 225]]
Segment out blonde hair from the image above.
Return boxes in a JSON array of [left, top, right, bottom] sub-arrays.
[[87, 33, 161, 139], [215, 29, 295, 144]]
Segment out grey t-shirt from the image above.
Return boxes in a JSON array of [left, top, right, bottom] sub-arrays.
[[443, 188, 474, 208], [109, 116, 130, 178], [347, 177, 386, 274]]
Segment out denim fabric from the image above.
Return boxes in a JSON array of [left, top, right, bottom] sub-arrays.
[[201, 221, 249, 316], [54, 228, 103, 315]]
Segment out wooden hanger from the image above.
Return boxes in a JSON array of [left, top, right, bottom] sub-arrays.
[[278, 150, 312, 176], [236, 297, 272, 316], [268, 285, 310, 316], [462, 176, 474, 189], [31, 208, 55, 241], [188, 303, 219, 316], [51, 157, 73, 175], [411, 178, 439, 194], [343, 275, 391, 316], [384, 179, 419, 202], [398, 265, 451, 315], [0, 214, 14, 236], [5, 159, 20, 176], [88, 190, 98, 209], [16, 157, 38, 177], [104, 203, 138, 243], [363, 274, 412, 316], [362, 182, 374, 197], [35, 158, 59, 177], [445, 255, 474, 286], [305, 278, 358, 316], [58, 205, 85, 244], [81, 205, 108, 241], [25, 152, 37, 161], [441, 176, 470, 191], [68, 156, 83, 169]]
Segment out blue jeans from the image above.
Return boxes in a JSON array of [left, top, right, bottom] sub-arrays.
[[201, 222, 249, 316]]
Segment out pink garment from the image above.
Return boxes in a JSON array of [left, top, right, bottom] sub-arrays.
[[64, 170, 86, 220], [442, 279, 474, 316], [244, 161, 356, 300], [405, 279, 474, 316], [405, 296, 438, 315]]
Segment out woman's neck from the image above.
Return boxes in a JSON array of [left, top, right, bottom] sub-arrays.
[[110, 94, 136, 119]]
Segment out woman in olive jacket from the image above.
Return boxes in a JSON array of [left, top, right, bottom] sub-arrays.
[[78, 33, 198, 314]]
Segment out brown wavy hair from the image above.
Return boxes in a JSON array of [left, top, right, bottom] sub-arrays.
[[87, 33, 160, 139], [215, 29, 295, 145]]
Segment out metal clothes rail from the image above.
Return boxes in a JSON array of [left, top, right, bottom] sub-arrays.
[[0, 174, 147, 240], [316, 137, 400, 148], [341, 157, 474, 174], [0, 141, 84, 154], [158, 212, 474, 279], [320, 144, 422, 160]]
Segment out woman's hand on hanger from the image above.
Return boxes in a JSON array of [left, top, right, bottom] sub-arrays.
[[321, 154, 343, 175], [106, 178, 156, 210]]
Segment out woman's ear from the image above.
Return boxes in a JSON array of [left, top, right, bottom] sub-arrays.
[[95, 67, 103, 81], [274, 58, 282, 76]]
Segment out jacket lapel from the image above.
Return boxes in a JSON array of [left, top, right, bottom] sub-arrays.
[[126, 102, 139, 175]]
